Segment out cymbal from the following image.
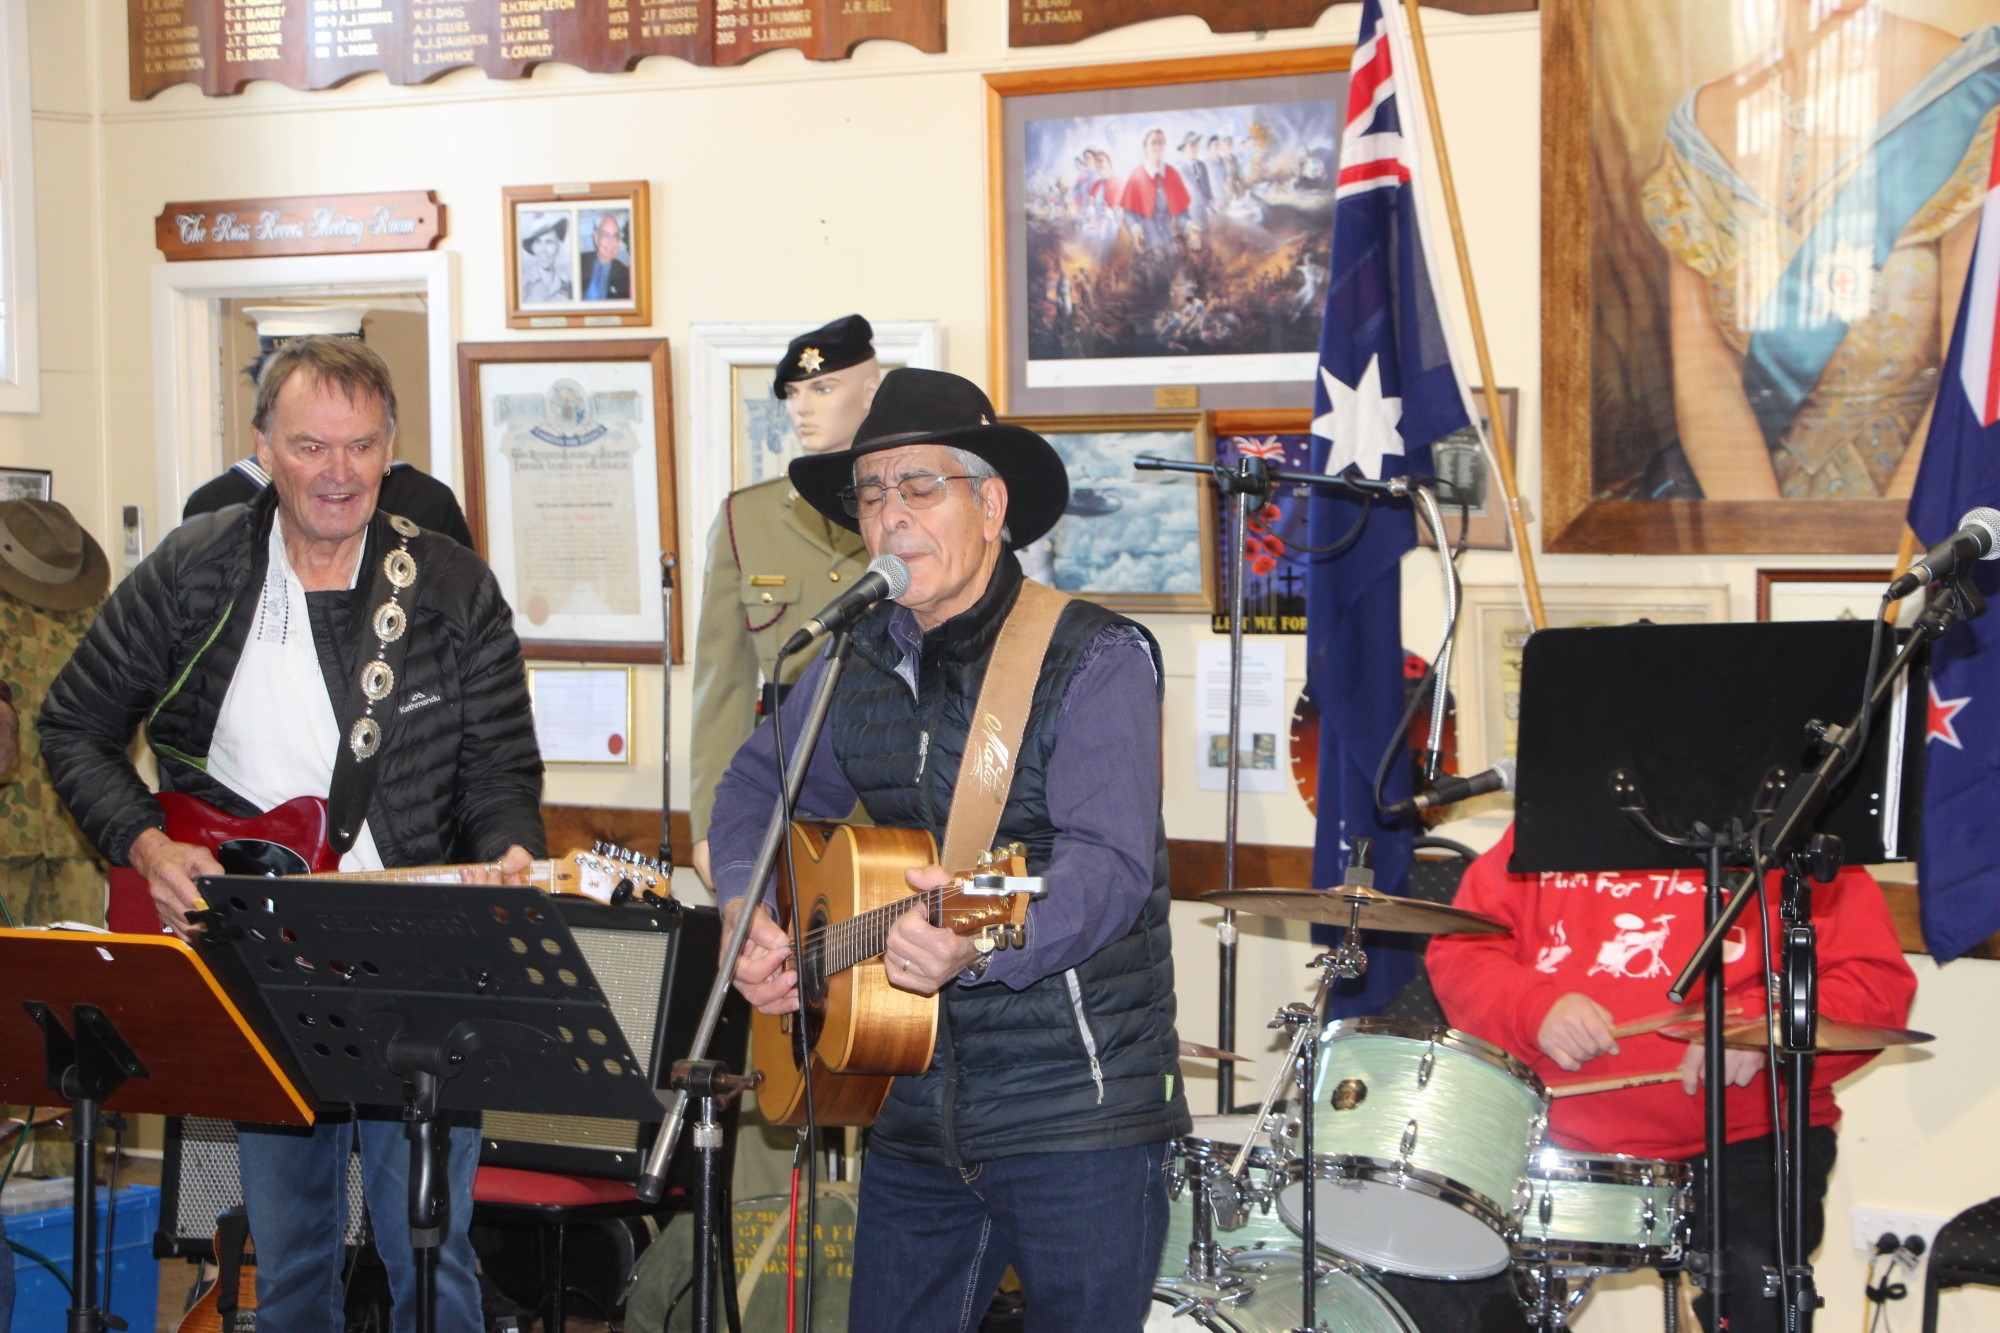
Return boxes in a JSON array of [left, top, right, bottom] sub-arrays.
[[1202, 886, 1509, 936], [1177, 1040, 1252, 1063], [1660, 1017, 1935, 1053]]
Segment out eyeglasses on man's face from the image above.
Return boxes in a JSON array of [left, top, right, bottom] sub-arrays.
[[839, 472, 977, 518]]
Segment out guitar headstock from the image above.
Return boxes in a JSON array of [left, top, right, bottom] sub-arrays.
[[937, 842, 1044, 953], [548, 843, 669, 905]]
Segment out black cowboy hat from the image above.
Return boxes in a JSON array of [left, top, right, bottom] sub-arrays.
[[788, 368, 1069, 550]]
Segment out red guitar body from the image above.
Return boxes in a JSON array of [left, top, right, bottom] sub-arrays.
[[106, 793, 337, 934]]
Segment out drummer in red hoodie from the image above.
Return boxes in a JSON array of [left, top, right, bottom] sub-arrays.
[[1425, 824, 1917, 1333]]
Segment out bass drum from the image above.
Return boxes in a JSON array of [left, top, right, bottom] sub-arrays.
[[1148, 1249, 1417, 1333]]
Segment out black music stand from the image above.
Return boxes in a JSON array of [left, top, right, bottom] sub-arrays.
[[191, 880, 665, 1333], [1511, 619, 1927, 1332], [0, 929, 313, 1333]]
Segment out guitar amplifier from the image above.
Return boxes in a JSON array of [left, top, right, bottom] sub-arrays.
[[154, 897, 745, 1255]]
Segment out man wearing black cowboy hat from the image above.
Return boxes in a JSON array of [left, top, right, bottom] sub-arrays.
[[709, 368, 1190, 1329]]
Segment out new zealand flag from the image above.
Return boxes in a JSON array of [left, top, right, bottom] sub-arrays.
[[1907, 137, 2000, 963], [1306, 0, 1475, 1013]]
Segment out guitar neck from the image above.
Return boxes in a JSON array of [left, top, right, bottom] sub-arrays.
[[323, 859, 558, 888]]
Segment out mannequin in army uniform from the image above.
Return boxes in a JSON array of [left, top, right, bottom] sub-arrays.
[[689, 315, 880, 885]]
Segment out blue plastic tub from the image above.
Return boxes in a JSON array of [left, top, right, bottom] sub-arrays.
[[5, 1183, 161, 1332]]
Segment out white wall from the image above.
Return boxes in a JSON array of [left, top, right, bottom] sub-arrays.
[[4, 2, 1997, 1326]]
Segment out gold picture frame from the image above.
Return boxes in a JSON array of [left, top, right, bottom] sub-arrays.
[[503, 181, 651, 330]]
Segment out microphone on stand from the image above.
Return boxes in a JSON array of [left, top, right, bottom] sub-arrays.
[[1385, 757, 1516, 819], [1887, 507, 2000, 600], [777, 554, 911, 658]]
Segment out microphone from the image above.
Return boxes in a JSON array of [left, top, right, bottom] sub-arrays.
[[1386, 757, 1516, 819], [777, 554, 911, 658], [1887, 507, 2000, 599]]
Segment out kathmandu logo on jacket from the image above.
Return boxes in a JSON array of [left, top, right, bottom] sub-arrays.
[[398, 690, 443, 716]]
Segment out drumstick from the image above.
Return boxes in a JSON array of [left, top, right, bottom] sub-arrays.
[[1548, 1069, 1685, 1098], [1609, 1003, 1744, 1040]]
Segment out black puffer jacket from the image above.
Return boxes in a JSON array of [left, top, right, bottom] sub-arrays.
[[40, 489, 545, 868]]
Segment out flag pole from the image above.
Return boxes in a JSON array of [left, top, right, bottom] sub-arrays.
[[1399, 0, 1547, 630]]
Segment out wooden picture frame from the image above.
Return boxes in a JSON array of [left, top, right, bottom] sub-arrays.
[[1004, 412, 1216, 612], [457, 339, 681, 664], [1755, 568, 1909, 625], [1540, 0, 1991, 554], [503, 181, 651, 330], [985, 49, 1350, 415]]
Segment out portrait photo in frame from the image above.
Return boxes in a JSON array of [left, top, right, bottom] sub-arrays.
[[1004, 412, 1216, 612], [986, 49, 1350, 414], [1542, 0, 1996, 555], [503, 182, 651, 330], [1456, 582, 1730, 773], [0, 466, 50, 501], [456, 339, 680, 664]]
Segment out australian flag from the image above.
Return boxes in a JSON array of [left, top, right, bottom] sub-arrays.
[[1907, 135, 2000, 963], [1307, 0, 1476, 1014]]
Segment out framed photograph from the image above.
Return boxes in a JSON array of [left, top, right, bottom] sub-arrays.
[[1418, 388, 1517, 552], [0, 466, 50, 501], [456, 339, 681, 665], [526, 665, 635, 765], [986, 49, 1350, 414], [1004, 412, 1215, 612], [503, 182, 651, 330], [1542, 0, 1993, 555], [1208, 408, 1311, 634], [1457, 582, 1731, 772], [1756, 568, 1914, 626]]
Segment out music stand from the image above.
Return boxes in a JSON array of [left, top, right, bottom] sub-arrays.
[[1511, 619, 1928, 1332], [191, 880, 664, 1333], [0, 928, 313, 1333]]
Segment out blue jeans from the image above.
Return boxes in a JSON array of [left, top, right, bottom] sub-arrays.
[[237, 1113, 482, 1333], [850, 1142, 1169, 1332]]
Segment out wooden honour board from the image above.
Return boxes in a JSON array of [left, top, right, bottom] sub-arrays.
[[129, 0, 947, 98], [1009, 0, 1537, 47]]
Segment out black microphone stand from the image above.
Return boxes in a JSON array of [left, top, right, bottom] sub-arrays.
[[634, 628, 858, 1333], [1135, 451, 1407, 1115], [1663, 572, 1982, 1332]]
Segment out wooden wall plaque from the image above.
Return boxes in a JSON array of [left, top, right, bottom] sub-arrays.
[[154, 191, 445, 260], [1009, 0, 1535, 49], [127, 0, 948, 99]]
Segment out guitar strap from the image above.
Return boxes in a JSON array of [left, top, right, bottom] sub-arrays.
[[325, 513, 423, 855], [939, 579, 1071, 873]]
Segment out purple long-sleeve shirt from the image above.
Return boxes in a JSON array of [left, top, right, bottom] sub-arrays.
[[708, 605, 1164, 989]]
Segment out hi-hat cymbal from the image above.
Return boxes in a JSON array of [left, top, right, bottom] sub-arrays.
[[1660, 1017, 1934, 1053], [1202, 887, 1508, 936], [1177, 1040, 1251, 1063]]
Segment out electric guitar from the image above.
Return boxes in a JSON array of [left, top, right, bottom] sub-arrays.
[[175, 1212, 255, 1333], [107, 792, 667, 935], [751, 821, 1044, 1127]]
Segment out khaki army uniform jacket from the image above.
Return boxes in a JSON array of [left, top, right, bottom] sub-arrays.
[[688, 477, 868, 841]]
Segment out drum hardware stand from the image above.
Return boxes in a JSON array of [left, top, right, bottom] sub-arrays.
[[1512, 1262, 1593, 1332], [1662, 575, 1981, 1333], [659, 551, 677, 875], [1136, 452, 1411, 1117]]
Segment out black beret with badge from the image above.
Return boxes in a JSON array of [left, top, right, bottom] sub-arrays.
[[772, 314, 876, 398]]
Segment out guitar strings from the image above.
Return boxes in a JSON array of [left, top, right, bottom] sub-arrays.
[[795, 883, 954, 972]]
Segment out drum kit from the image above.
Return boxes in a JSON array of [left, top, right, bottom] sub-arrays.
[[1149, 878, 1932, 1333]]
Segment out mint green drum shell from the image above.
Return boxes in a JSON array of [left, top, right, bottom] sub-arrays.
[[1514, 1148, 1692, 1271], [1161, 1114, 1296, 1281], [1276, 1020, 1549, 1280], [1148, 1249, 1418, 1332]]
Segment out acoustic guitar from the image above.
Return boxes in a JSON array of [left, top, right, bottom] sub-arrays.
[[107, 791, 666, 934], [175, 1211, 255, 1333], [752, 821, 1044, 1127]]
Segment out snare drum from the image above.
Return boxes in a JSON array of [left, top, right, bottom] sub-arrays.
[[1513, 1147, 1691, 1272], [1162, 1115, 1296, 1278], [1275, 1019, 1549, 1280], [1148, 1249, 1417, 1332]]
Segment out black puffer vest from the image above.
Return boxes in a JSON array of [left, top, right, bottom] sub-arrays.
[[829, 554, 1189, 1166]]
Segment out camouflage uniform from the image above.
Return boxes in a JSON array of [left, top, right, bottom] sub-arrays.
[[2, 590, 102, 1177]]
